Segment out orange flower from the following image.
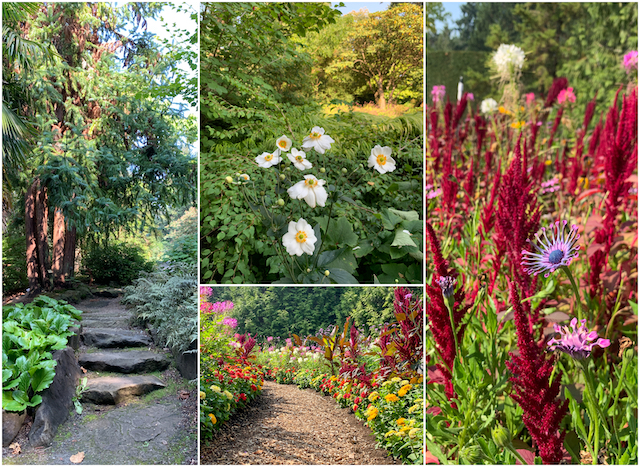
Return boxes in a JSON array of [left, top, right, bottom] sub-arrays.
[[209, 413, 217, 425], [385, 394, 400, 402]]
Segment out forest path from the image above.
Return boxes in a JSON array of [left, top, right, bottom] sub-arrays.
[[200, 380, 400, 465], [3, 296, 197, 465]]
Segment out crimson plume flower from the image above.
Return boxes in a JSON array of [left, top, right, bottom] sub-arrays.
[[505, 282, 568, 464]]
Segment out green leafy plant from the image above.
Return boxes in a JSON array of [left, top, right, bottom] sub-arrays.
[[122, 264, 197, 353], [2, 296, 82, 412], [82, 241, 154, 286]]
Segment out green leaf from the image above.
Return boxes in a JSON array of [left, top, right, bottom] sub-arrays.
[[326, 217, 358, 247], [326, 268, 359, 284], [30, 367, 55, 393], [391, 229, 417, 247]]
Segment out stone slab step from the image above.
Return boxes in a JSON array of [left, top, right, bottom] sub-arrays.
[[82, 318, 131, 329], [79, 350, 170, 374], [82, 328, 152, 348], [81, 376, 165, 405]]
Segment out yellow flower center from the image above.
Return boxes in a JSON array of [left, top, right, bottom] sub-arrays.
[[305, 179, 317, 187], [264, 154, 273, 161], [376, 154, 387, 166], [310, 131, 321, 139], [296, 231, 307, 243], [296, 155, 303, 162], [278, 141, 287, 148]]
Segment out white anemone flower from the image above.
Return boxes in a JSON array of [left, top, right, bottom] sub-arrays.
[[287, 148, 313, 171], [481, 98, 498, 114], [282, 218, 317, 256], [255, 149, 282, 168], [302, 126, 335, 154], [235, 173, 250, 182], [368, 145, 396, 174], [287, 175, 327, 208], [276, 135, 292, 152]]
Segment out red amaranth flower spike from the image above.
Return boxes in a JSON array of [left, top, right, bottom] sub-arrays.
[[505, 282, 568, 464], [544, 77, 568, 108]]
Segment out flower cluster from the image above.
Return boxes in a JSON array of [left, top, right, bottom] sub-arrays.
[[493, 44, 526, 76], [558, 87, 576, 104], [481, 98, 498, 114], [431, 85, 446, 104], [623, 50, 638, 73], [200, 356, 265, 439]]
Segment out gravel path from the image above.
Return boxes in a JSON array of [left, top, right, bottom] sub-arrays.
[[200, 380, 400, 465]]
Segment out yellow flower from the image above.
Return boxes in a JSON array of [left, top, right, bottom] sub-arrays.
[[544, 159, 553, 166], [366, 407, 379, 421], [510, 121, 526, 129], [391, 377, 402, 383], [385, 394, 400, 403], [408, 419, 416, 427], [368, 391, 380, 402], [398, 384, 413, 397], [224, 390, 233, 400], [210, 385, 221, 393], [409, 375, 422, 384], [209, 413, 217, 425], [400, 425, 411, 432], [414, 398, 423, 405], [385, 430, 397, 438], [408, 404, 419, 414], [408, 428, 420, 439], [396, 418, 406, 426], [199, 391, 206, 400], [399, 380, 409, 386], [226, 403, 230, 411]]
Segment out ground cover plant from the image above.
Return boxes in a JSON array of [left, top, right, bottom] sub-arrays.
[[199, 2, 423, 284], [2, 296, 82, 413], [426, 39, 638, 464]]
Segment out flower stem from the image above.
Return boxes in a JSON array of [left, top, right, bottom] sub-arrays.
[[561, 265, 584, 321], [444, 296, 459, 364]]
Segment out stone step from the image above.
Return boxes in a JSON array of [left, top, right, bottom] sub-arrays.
[[82, 328, 152, 348], [82, 317, 131, 329], [81, 376, 165, 405], [79, 350, 170, 374]]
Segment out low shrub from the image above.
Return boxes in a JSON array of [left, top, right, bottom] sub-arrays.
[[122, 263, 197, 353], [82, 241, 153, 286]]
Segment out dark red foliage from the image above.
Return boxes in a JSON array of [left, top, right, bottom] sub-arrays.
[[505, 282, 568, 465], [494, 135, 540, 298], [453, 93, 468, 129], [547, 106, 564, 148], [544, 77, 568, 108], [589, 249, 606, 299]]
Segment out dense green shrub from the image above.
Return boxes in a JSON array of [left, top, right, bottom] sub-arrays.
[[82, 242, 153, 286], [162, 207, 198, 265], [122, 263, 197, 353], [2, 228, 28, 294], [3, 296, 82, 412]]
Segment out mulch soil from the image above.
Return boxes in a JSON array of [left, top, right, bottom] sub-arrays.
[[200, 380, 401, 465]]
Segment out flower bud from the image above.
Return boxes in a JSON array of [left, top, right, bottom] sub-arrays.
[[259, 191, 265, 196], [324, 270, 330, 276], [358, 164, 364, 169], [459, 445, 483, 464], [341, 168, 347, 174], [491, 425, 512, 449], [320, 168, 326, 173], [306, 268, 311, 273], [279, 174, 286, 181], [225, 176, 233, 183], [277, 199, 285, 206]]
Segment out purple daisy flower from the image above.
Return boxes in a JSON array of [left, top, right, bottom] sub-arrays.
[[435, 276, 456, 298], [548, 318, 610, 360], [521, 220, 580, 277]]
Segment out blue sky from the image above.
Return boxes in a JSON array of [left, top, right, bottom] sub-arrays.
[[435, 2, 464, 33]]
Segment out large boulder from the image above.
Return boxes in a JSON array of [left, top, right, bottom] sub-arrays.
[[2, 410, 26, 447], [28, 347, 80, 447], [81, 376, 166, 405], [82, 328, 152, 348], [172, 342, 197, 380]]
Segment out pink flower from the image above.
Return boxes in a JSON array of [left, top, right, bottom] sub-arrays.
[[525, 93, 535, 105], [558, 87, 576, 104], [467, 93, 474, 101], [267, 336, 273, 342], [548, 318, 610, 360], [431, 85, 446, 104], [623, 51, 638, 73], [200, 286, 212, 296]]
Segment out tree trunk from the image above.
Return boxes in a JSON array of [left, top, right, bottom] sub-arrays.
[[376, 77, 386, 110], [62, 225, 77, 278], [52, 208, 65, 286], [25, 180, 40, 293], [35, 182, 50, 289]]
